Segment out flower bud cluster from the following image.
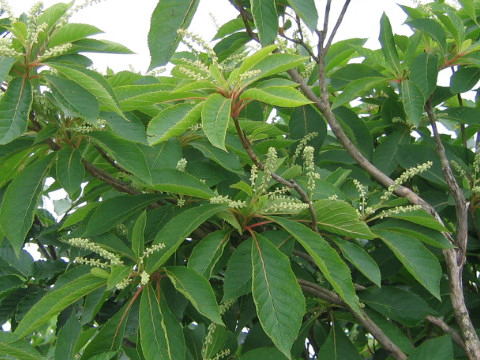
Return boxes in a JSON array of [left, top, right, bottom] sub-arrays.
[[258, 147, 278, 193], [38, 43, 72, 61], [74, 257, 110, 269], [378, 205, 422, 219], [238, 69, 262, 82], [381, 161, 433, 201], [177, 66, 210, 81], [209, 195, 246, 209], [139, 243, 166, 264], [115, 277, 131, 290], [0, 0, 15, 22], [265, 197, 309, 213], [176, 158, 187, 172], [177, 29, 218, 63], [303, 146, 320, 194], [140, 271, 150, 286], [250, 165, 258, 188], [68, 237, 123, 266], [292, 132, 318, 164], [0, 39, 22, 57]]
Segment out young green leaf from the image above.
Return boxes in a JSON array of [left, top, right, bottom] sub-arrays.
[[269, 216, 362, 315], [0, 332, 47, 360], [407, 18, 447, 52], [48, 23, 103, 48], [131, 210, 147, 258], [0, 77, 32, 145], [56, 147, 85, 199], [81, 302, 131, 359], [139, 284, 186, 360], [14, 274, 106, 337], [409, 52, 438, 99], [54, 315, 82, 360], [373, 228, 442, 299], [317, 322, 361, 360], [45, 75, 99, 121], [146, 168, 216, 198], [250, 0, 278, 46], [401, 80, 425, 127], [148, 0, 200, 70], [333, 238, 381, 287], [201, 93, 232, 150], [0, 57, 16, 85], [145, 204, 226, 273], [165, 266, 223, 324], [251, 234, 305, 360], [0, 154, 54, 255], [379, 13, 402, 75], [86, 194, 160, 235], [188, 229, 230, 278], [286, 0, 318, 32], [147, 102, 202, 145], [223, 238, 253, 301], [240, 86, 312, 107], [408, 335, 453, 360], [331, 77, 386, 109]]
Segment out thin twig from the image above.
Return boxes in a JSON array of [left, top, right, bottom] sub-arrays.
[[324, 0, 351, 52], [94, 144, 132, 175], [425, 315, 466, 351], [298, 279, 408, 360]]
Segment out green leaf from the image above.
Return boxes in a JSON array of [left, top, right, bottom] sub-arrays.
[[241, 53, 309, 86], [239, 347, 288, 360], [331, 77, 386, 109], [0, 77, 33, 145], [289, 105, 327, 153], [333, 238, 381, 287], [71, 38, 133, 54], [372, 131, 409, 176], [202, 93, 232, 150], [269, 216, 362, 315], [387, 209, 448, 232], [379, 13, 402, 75], [0, 154, 54, 255], [409, 52, 438, 99], [188, 229, 230, 278], [408, 335, 453, 360], [450, 66, 480, 93], [401, 80, 425, 127], [145, 204, 226, 273], [165, 266, 223, 324], [48, 23, 103, 48], [286, 0, 318, 32], [107, 265, 131, 290], [140, 284, 186, 360], [317, 323, 361, 360], [88, 131, 153, 184], [407, 18, 447, 52], [223, 238, 253, 301], [119, 90, 198, 112], [359, 286, 434, 327], [373, 219, 452, 249], [146, 168, 216, 198], [86, 194, 160, 235], [60, 203, 99, 230], [81, 302, 131, 359], [240, 86, 312, 107], [250, 0, 278, 46], [131, 211, 146, 258], [54, 315, 82, 360], [148, 0, 200, 70], [190, 140, 244, 174], [237, 44, 277, 75], [48, 63, 122, 115], [45, 74, 99, 121], [303, 200, 375, 239], [0, 57, 16, 84], [0, 146, 41, 189], [14, 274, 106, 337], [147, 102, 202, 145], [373, 228, 442, 299], [251, 234, 305, 360], [0, 333, 47, 360], [56, 147, 85, 199], [441, 107, 480, 126]]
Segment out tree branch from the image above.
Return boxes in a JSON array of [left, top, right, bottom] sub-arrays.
[[425, 315, 466, 351], [94, 144, 132, 175], [299, 279, 408, 360]]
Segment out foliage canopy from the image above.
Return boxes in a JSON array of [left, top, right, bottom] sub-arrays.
[[0, 0, 480, 359]]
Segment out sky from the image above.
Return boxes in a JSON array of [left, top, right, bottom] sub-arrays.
[[11, 0, 423, 73]]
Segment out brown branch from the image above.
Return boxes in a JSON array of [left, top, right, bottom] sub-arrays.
[[426, 100, 480, 360], [81, 159, 141, 195], [299, 279, 408, 360], [324, 0, 351, 52], [94, 145, 132, 175], [425, 315, 466, 351]]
